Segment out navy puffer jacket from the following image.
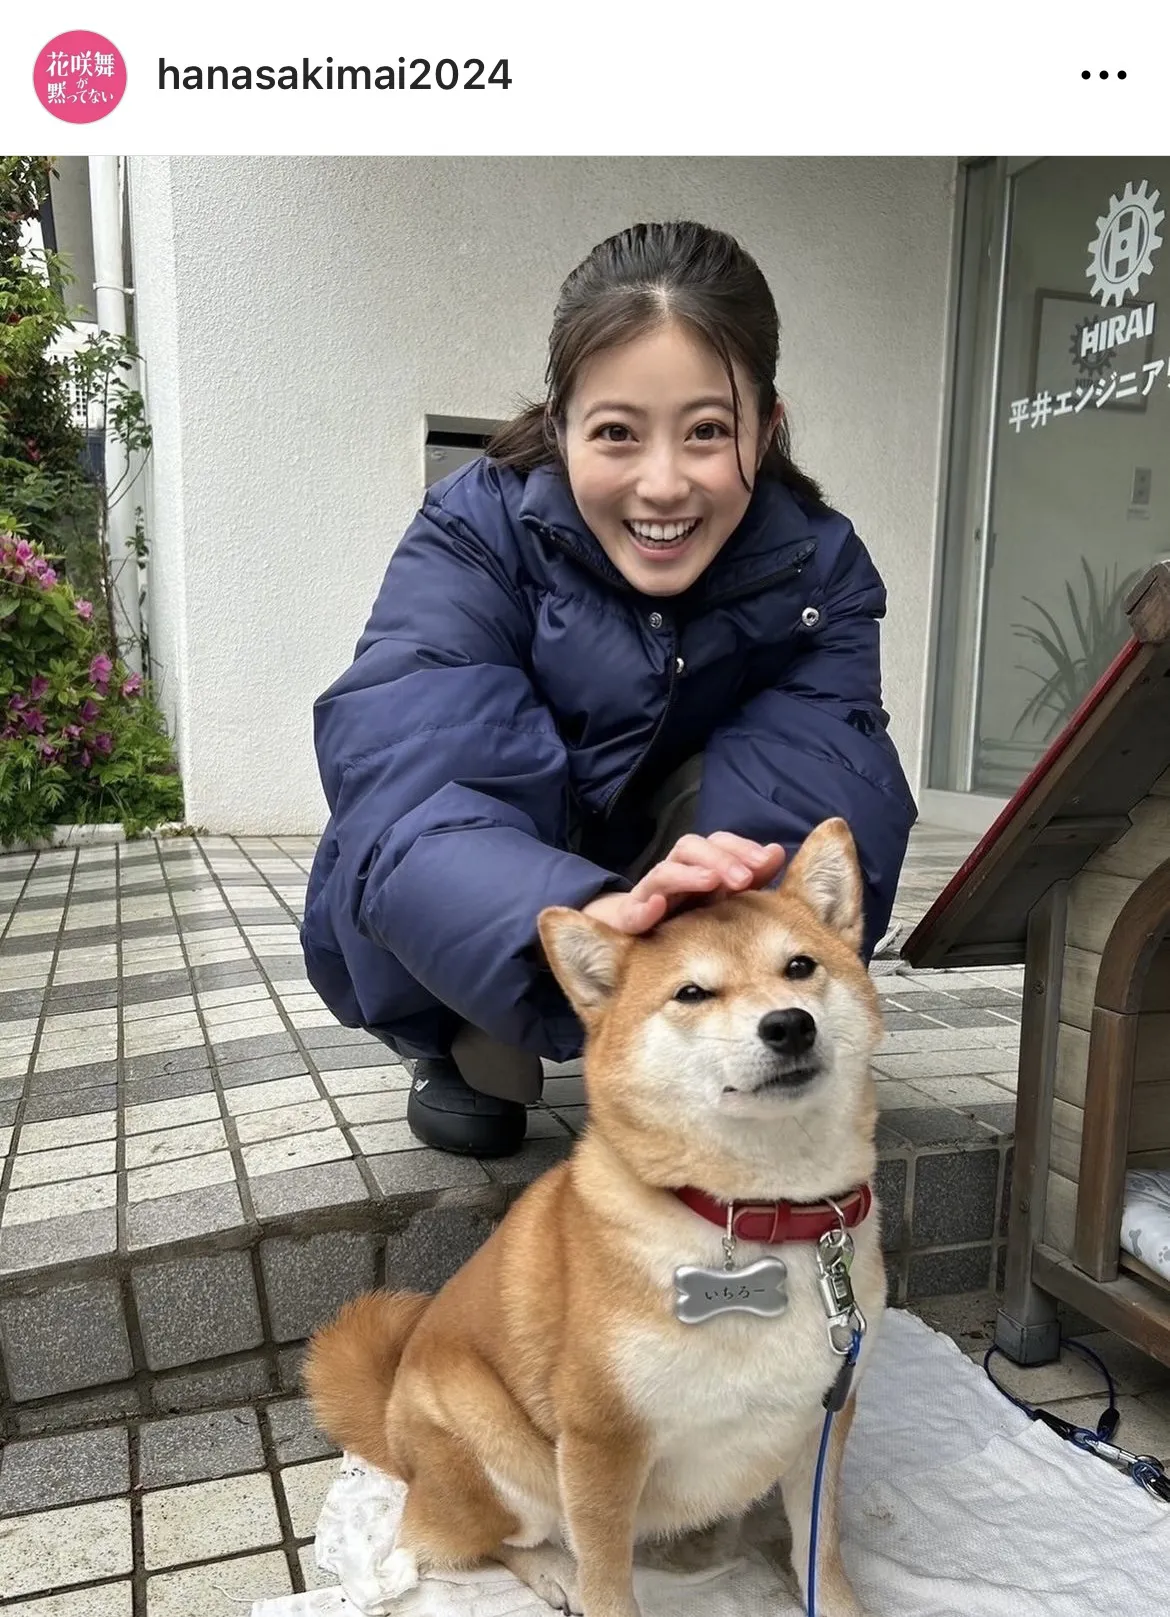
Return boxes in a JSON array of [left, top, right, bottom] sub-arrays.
[[302, 457, 917, 1063]]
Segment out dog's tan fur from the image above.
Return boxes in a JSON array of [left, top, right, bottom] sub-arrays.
[[305, 819, 884, 1616]]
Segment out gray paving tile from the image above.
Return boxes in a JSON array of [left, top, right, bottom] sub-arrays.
[[133, 1250, 263, 1370], [214, 1032, 298, 1065], [256, 955, 306, 979], [873, 1155, 907, 1251], [367, 1149, 492, 1198], [0, 1076, 25, 1102], [312, 1041, 409, 1071], [260, 1230, 379, 1342], [44, 976, 119, 1008], [920, 1006, 1021, 1030], [0, 1278, 132, 1400], [385, 1203, 502, 1293], [152, 1356, 272, 1415], [249, 1158, 369, 1219], [193, 963, 265, 992], [968, 1101, 1017, 1136], [122, 1066, 216, 1106], [877, 1107, 997, 1146], [0, 1206, 118, 1273], [124, 1046, 210, 1083], [0, 989, 45, 1020], [0, 1099, 18, 1125], [266, 1396, 340, 1465], [0, 931, 61, 955], [908, 1245, 995, 1298], [913, 1149, 1001, 1245], [122, 970, 196, 1005], [138, 1406, 265, 1488], [0, 1427, 129, 1514], [216, 1052, 309, 1090], [483, 1135, 573, 1184], [278, 1344, 307, 1393], [297, 1025, 374, 1050], [21, 1084, 118, 1122], [125, 1181, 247, 1250], [14, 1382, 141, 1436], [28, 1059, 120, 1095]]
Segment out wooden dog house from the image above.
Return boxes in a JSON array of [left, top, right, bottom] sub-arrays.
[[903, 562, 1170, 1370]]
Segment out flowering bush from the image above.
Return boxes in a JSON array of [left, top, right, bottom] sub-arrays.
[[0, 527, 183, 844]]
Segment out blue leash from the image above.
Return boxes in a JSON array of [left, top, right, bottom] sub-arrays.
[[983, 1335, 1170, 1502], [807, 1327, 862, 1616]]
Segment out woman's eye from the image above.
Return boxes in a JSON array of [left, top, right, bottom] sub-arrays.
[[692, 420, 730, 441], [596, 423, 632, 442], [784, 956, 817, 980], [674, 982, 715, 1004]]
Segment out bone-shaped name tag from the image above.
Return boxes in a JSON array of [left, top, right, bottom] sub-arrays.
[[673, 1257, 789, 1325]]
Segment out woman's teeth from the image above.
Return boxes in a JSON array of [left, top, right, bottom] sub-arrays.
[[627, 520, 700, 546]]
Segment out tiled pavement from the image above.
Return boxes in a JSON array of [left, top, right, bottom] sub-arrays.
[[2, 823, 1170, 1611]]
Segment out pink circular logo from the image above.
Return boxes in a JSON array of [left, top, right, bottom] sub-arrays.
[[33, 31, 127, 123]]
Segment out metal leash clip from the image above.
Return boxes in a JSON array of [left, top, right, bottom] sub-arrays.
[[1073, 1433, 1170, 1502], [815, 1202, 866, 1358]]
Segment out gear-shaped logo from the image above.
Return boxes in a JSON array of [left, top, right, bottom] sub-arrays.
[[1087, 180, 1164, 306]]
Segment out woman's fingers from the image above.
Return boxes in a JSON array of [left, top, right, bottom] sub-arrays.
[[669, 831, 786, 890]]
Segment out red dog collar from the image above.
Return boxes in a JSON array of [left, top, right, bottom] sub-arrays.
[[673, 1183, 873, 1245]]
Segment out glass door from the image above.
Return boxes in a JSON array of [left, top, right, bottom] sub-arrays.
[[928, 157, 1170, 802]]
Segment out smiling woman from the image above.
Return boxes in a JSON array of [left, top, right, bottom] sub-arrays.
[[559, 324, 782, 597], [302, 219, 918, 1157]]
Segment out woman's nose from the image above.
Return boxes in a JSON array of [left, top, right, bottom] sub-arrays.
[[635, 444, 690, 506]]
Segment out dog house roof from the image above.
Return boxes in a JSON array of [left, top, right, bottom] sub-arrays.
[[903, 563, 1170, 971]]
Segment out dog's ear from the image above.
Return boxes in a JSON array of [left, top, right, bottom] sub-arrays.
[[782, 819, 864, 952], [538, 906, 630, 1017]]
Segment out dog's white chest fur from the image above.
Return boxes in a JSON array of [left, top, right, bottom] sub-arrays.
[[608, 1230, 880, 1533]]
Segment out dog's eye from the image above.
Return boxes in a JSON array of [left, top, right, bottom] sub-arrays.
[[674, 982, 715, 1004], [784, 955, 817, 980]]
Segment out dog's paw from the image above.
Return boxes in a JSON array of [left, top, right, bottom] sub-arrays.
[[499, 1543, 584, 1614], [376, 1547, 420, 1599]]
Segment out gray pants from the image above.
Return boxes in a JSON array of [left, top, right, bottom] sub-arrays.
[[452, 755, 704, 1103]]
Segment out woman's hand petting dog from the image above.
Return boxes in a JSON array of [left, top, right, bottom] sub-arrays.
[[582, 832, 786, 934]]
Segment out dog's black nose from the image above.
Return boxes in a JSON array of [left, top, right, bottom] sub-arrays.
[[758, 1008, 817, 1056]]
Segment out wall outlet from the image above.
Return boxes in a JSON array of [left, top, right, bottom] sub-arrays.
[[1132, 466, 1152, 505]]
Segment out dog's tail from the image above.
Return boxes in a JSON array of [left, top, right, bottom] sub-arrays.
[[304, 1289, 432, 1474]]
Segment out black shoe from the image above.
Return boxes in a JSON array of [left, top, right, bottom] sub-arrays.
[[407, 1057, 527, 1157]]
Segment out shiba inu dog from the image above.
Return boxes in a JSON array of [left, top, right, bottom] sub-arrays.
[[306, 817, 884, 1617]]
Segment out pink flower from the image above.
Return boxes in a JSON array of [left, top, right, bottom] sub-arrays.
[[75, 599, 93, 620], [89, 653, 113, 688], [79, 698, 100, 723], [40, 568, 57, 589], [14, 540, 32, 563], [21, 708, 46, 734], [79, 748, 91, 768], [38, 741, 58, 761], [93, 733, 114, 756], [29, 676, 49, 699], [64, 723, 82, 739], [121, 672, 142, 698]]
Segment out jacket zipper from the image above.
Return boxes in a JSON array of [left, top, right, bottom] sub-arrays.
[[602, 623, 681, 823], [532, 524, 816, 825]]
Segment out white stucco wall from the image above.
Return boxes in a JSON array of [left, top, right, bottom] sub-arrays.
[[127, 156, 956, 834]]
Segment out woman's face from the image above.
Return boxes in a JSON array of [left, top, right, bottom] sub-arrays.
[[560, 320, 781, 597]]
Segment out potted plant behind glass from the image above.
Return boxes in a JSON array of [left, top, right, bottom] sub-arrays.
[[1012, 556, 1145, 742]]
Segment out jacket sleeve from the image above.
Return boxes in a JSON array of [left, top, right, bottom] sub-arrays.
[[691, 524, 918, 958], [311, 485, 628, 1057]]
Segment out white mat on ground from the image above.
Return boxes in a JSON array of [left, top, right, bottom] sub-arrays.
[[252, 1308, 1170, 1616]]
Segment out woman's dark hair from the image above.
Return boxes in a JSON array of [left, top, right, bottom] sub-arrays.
[[487, 220, 824, 506]]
